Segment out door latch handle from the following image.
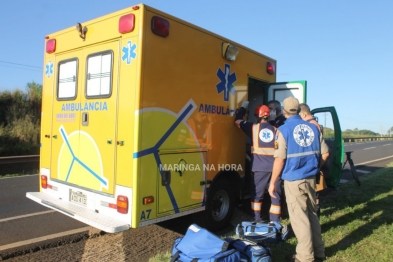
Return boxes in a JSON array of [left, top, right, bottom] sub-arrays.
[[161, 171, 171, 186]]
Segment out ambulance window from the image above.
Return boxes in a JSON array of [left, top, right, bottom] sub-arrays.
[[86, 51, 113, 98], [57, 59, 78, 100], [273, 89, 302, 103]]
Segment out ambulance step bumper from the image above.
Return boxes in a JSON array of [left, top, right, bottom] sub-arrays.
[[26, 192, 130, 233]]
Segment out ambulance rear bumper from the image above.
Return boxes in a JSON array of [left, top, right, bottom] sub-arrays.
[[26, 192, 130, 233]]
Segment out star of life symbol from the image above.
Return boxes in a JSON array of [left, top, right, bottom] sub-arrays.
[[122, 40, 137, 64], [45, 61, 53, 78], [293, 124, 315, 147], [259, 128, 274, 143], [216, 64, 237, 102]]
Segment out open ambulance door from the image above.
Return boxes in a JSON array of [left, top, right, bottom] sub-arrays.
[[311, 107, 343, 188]]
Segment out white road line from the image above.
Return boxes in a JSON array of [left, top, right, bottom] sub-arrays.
[[0, 210, 56, 223], [355, 169, 371, 174], [0, 226, 92, 251], [0, 174, 39, 180], [363, 147, 376, 150], [356, 155, 393, 166], [342, 168, 369, 174], [383, 144, 391, 146], [340, 179, 349, 184]]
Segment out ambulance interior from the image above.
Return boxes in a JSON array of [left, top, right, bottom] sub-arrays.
[[243, 78, 271, 195]]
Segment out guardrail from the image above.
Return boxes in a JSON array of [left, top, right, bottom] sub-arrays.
[[343, 137, 393, 143], [0, 155, 39, 165]]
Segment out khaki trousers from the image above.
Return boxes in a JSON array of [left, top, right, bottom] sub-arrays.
[[284, 177, 325, 262]]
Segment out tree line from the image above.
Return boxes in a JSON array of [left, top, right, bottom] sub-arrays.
[[0, 82, 41, 156]]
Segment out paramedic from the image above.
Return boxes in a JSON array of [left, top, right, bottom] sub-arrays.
[[299, 103, 321, 131], [268, 99, 286, 128], [235, 101, 282, 223], [268, 97, 329, 262], [299, 103, 327, 215]]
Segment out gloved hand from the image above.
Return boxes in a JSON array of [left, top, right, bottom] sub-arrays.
[[241, 101, 249, 109]]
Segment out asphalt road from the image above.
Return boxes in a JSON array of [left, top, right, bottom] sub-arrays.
[[0, 140, 392, 259]]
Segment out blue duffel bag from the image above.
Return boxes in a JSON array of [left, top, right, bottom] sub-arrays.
[[226, 237, 272, 262], [236, 221, 289, 244], [170, 224, 240, 262]]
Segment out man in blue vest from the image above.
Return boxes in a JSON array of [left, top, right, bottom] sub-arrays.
[[268, 97, 329, 262], [235, 102, 282, 223]]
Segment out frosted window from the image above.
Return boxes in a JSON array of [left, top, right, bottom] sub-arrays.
[[58, 60, 77, 99], [86, 53, 112, 97]]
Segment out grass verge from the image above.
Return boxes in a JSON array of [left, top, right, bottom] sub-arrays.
[[149, 163, 393, 262]]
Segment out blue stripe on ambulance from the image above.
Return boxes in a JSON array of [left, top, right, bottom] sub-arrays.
[[60, 126, 108, 186], [133, 103, 195, 213]]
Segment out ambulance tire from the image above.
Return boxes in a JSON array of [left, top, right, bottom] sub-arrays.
[[194, 179, 235, 231]]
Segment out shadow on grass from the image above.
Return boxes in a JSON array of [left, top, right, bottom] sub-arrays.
[[320, 167, 393, 258], [324, 195, 393, 258]]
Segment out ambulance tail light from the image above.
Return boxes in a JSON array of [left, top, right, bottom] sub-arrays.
[[267, 62, 275, 75], [46, 39, 56, 54], [151, 16, 169, 37], [119, 14, 135, 34], [117, 195, 128, 214], [41, 175, 48, 189]]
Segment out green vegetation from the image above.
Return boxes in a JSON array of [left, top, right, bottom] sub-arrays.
[[149, 163, 393, 262], [0, 82, 41, 156]]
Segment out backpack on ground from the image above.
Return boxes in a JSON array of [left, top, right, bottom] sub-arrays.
[[170, 224, 240, 262], [225, 237, 272, 262], [236, 221, 289, 244]]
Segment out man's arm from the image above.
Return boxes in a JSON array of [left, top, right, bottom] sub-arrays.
[[269, 158, 285, 198], [320, 152, 329, 168], [319, 133, 329, 168], [268, 131, 286, 198]]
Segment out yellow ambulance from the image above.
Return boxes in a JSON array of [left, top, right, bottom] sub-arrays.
[[27, 3, 343, 233]]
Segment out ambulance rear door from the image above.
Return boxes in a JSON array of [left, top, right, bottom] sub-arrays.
[[51, 41, 119, 196]]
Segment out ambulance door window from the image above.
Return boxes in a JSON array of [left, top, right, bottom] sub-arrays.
[[267, 81, 307, 105], [312, 112, 335, 139], [86, 51, 113, 98], [312, 111, 335, 179], [57, 59, 78, 100]]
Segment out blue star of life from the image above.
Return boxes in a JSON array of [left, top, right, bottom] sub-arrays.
[[122, 41, 137, 64], [45, 61, 53, 78], [263, 132, 271, 139], [216, 64, 237, 101], [299, 130, 310, 140]]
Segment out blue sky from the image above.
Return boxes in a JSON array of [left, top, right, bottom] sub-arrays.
[[1, 0, 392, 134]]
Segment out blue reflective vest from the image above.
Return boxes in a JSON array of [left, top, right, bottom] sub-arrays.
[[251, 122, 275, 172], [278, 115, 321, 181]]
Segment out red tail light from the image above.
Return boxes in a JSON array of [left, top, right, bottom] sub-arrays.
[[46, 39, 56, 54], [151, 16, 169, 37], [119, 14, 135, 34], [117, 195, 128, 214], [41, 175, 48, 189], [267, 62, 275, 75]]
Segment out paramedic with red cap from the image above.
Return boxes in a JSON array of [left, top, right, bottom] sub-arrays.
[[235, 101, 282, 223]]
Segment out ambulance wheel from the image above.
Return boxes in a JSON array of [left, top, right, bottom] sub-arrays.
[[194, 179, 235, 231]]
